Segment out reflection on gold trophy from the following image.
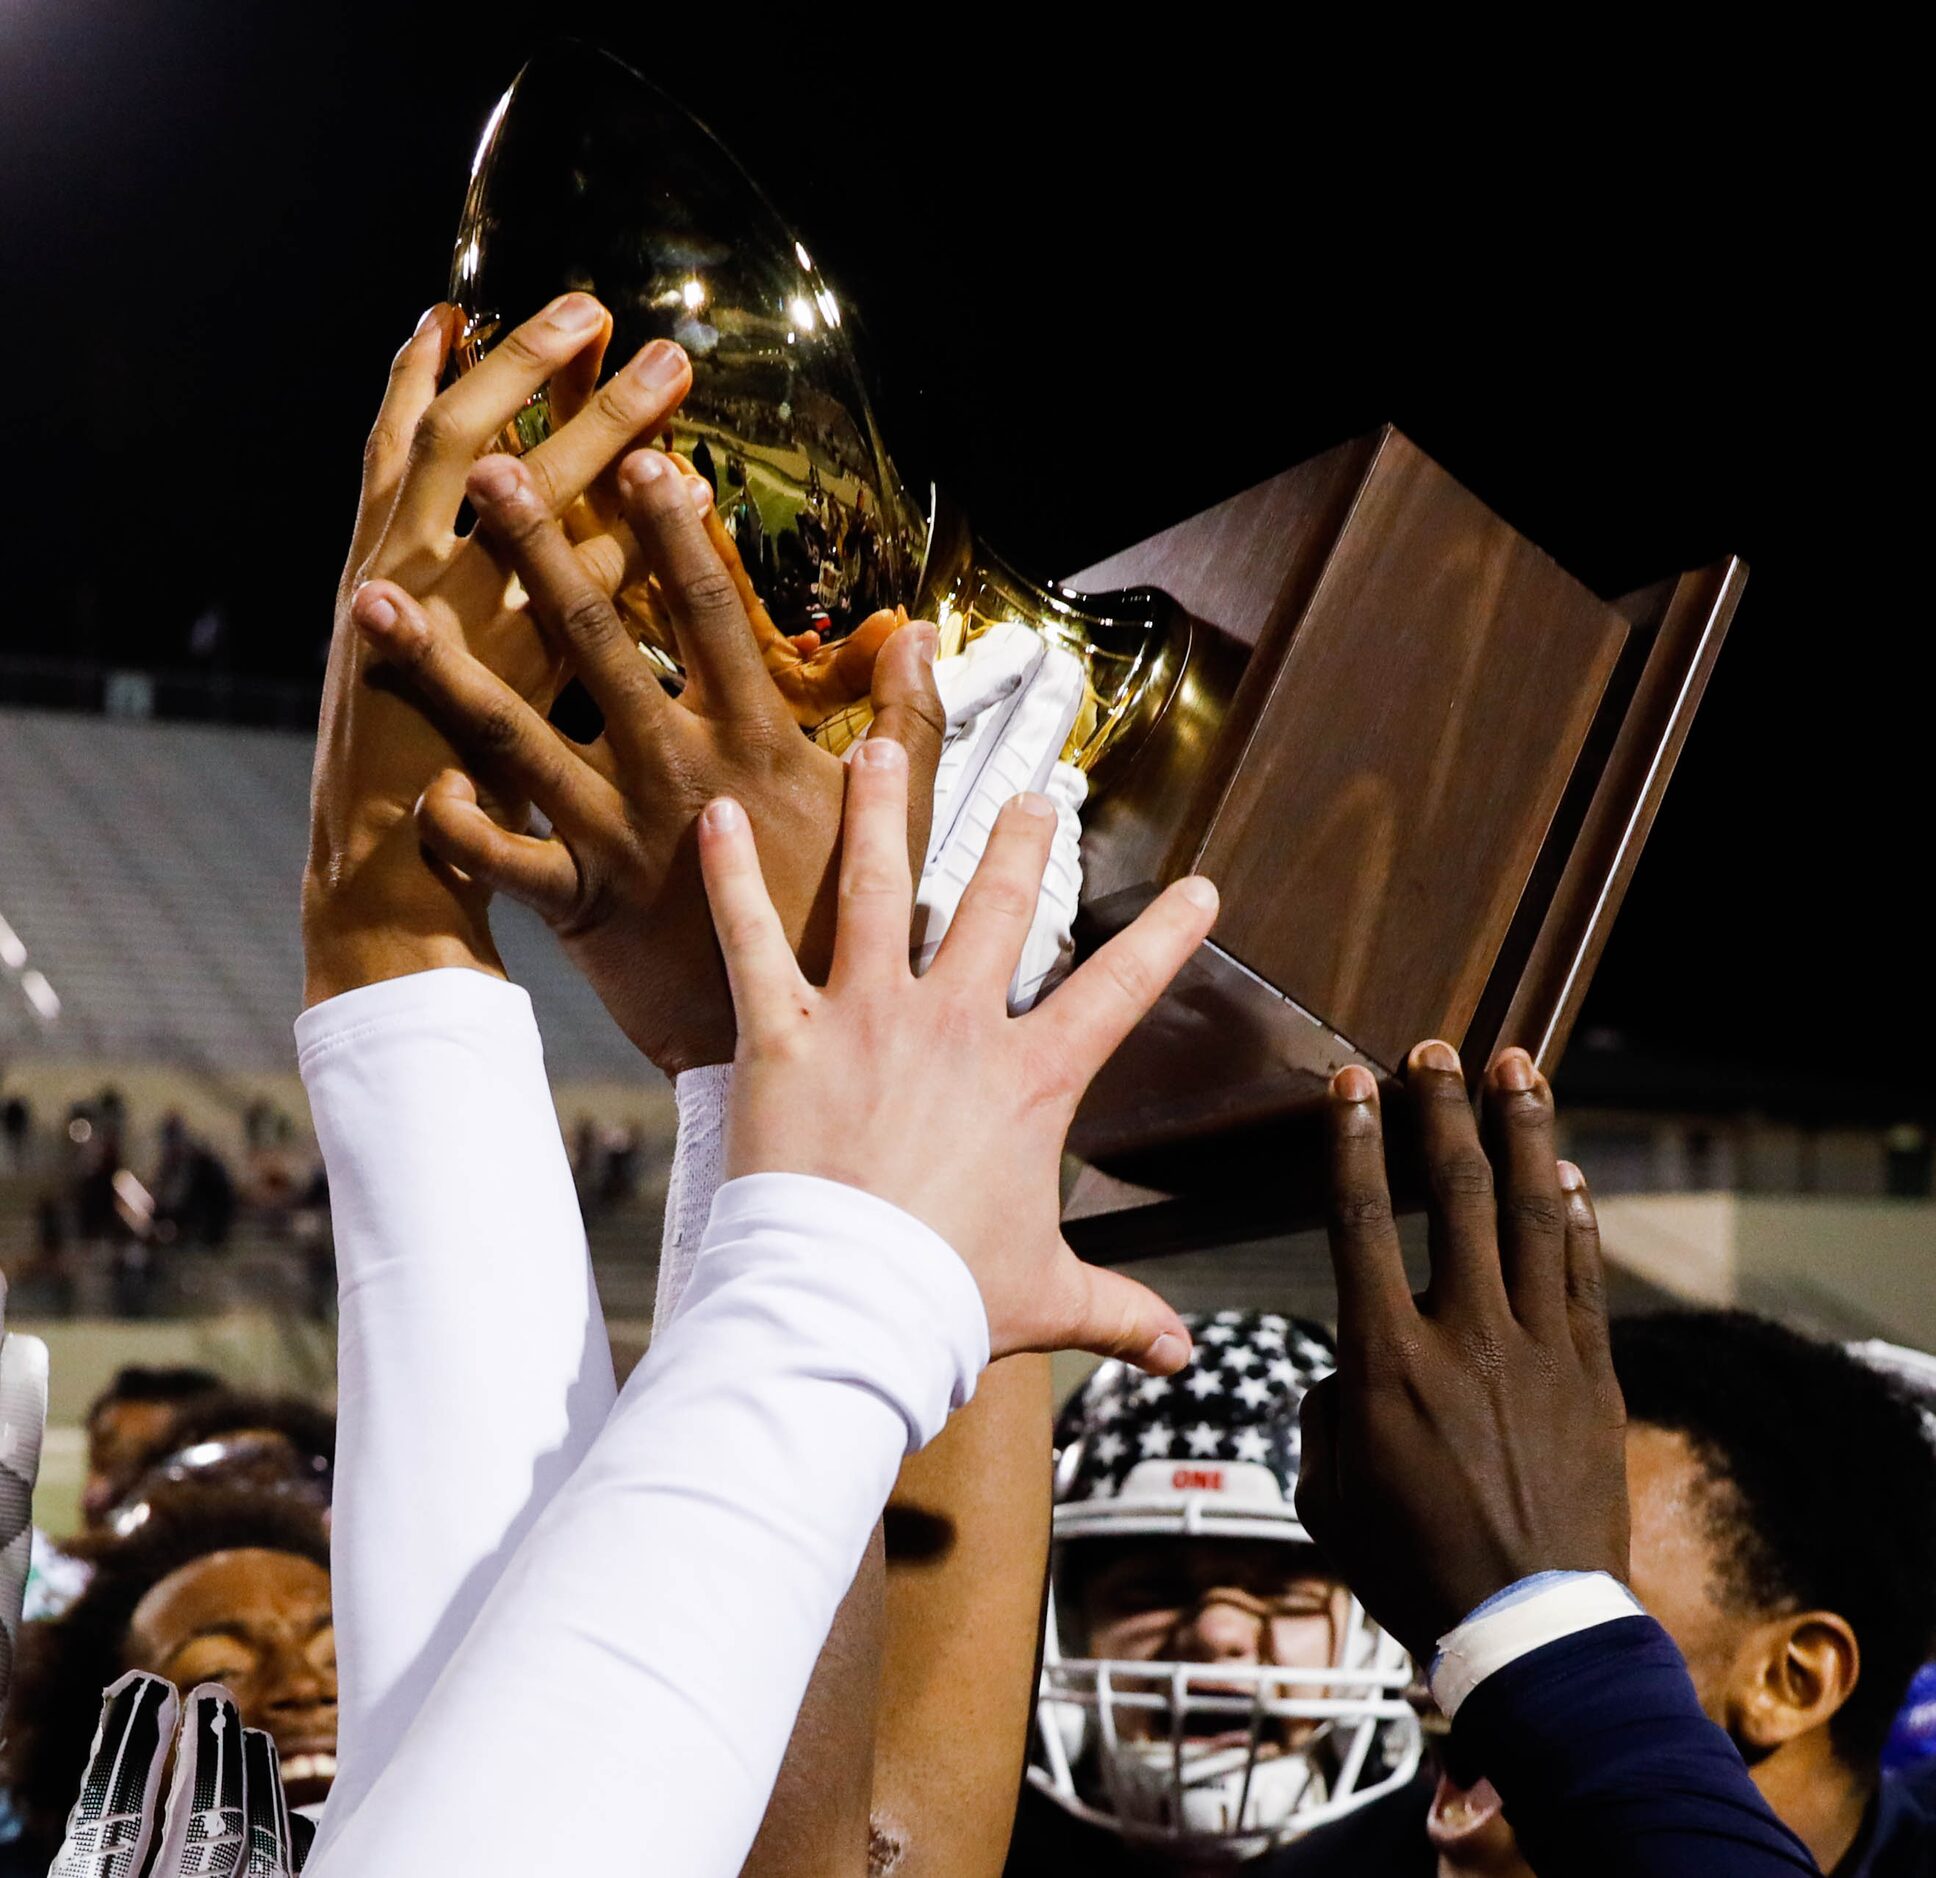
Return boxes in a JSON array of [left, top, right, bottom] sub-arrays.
[[450, 42, 1185, 783], [445, 45, 1751, 1234]]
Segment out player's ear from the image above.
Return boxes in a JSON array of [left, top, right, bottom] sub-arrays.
[[1729, 1609, 1859, 1753]]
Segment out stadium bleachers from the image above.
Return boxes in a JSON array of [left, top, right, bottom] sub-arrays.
[[0, 704, 653, 1082]]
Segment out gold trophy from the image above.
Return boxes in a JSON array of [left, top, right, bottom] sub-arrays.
[[451, 40, 1183, 783], [451, 42, 1746, 1247]]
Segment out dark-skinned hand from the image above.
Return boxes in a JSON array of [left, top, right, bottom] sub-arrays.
[[581, 461, 910, 728], [349, 445, 945, 1075], [1295, 1041, 1630, 1666]]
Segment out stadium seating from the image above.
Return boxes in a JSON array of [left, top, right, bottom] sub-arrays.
[[0, 704, 650, 1081]]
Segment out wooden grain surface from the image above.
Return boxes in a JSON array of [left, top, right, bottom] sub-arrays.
[[1187, 432, 1628, 1068], [1068, 437, 1375, 903], [1488, 557, 1748, 1071], [1058, 428, 1728, 1224]]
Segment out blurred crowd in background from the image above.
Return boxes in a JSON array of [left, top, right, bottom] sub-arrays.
[[0, 1364, 337, 1870], [3, 1308, 1934, 1874], [0, 1072, 654, 1322]]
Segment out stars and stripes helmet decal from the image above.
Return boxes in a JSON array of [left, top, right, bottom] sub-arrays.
[[1032, 1309, 1423, 1854], [1054, 1311, 1336, 1523]]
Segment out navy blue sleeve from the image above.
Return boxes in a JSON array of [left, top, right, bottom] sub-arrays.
[[1451, 1614, 1821, 1876]]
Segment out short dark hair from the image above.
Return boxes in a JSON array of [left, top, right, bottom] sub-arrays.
[[110, 1390, 336, 1515], [1, 1487, 331, 1846], [1613, 1310, 1936, 1773], [87, 1366, 223, 1429], [158, 1391, 335, 1471]]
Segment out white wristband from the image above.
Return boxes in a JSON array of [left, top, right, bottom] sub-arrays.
[[1428, 1569, 1644, 1720], [654, 629, 1086, 1328], [656, 1062, 734, 1327]]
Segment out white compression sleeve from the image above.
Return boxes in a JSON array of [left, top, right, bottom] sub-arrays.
[[295, 969, 614, 1841], [306, 1173, 988, 1878], [654, 635, 1087, 1329]]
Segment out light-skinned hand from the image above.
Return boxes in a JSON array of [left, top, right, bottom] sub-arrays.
[[305, 291, 694, 1003], [693, 734, 1218, 1374], [1294, 1043, 1630, 1663]]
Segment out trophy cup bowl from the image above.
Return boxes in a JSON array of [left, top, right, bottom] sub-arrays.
[[451, 40, 1185, 782], [450, 42, 1747, 1250]]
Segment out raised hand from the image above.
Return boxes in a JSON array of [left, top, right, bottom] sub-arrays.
[[352, 446, 946, 1074], [305, 293, 694, 1004], [597, 455, 908, 726], [694, 734, 1217, 1372], [1294, 1043, 1630, 1664], [148, 1683, 247, 1876], [46, 1675, 301, 1877], [44, 1672, 176, 1878]]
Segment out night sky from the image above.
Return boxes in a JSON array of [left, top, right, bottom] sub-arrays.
[[1, 5, 1921, 1104]]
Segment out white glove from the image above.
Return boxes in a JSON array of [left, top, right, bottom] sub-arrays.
[[47, 1673, 307, 1876], [917, 620, 1087, 1013], [0, 1329, 48, 1735], [656, 622, 1089, 1325]]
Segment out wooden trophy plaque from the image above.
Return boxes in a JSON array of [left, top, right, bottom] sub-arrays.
[[1059, 425, 1746, 1258]]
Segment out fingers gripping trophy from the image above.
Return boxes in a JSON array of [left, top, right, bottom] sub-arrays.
[[445, 41, 1746, 1249], [447, 41, 1185, 994], [1034, 1312, 1420, 1858]]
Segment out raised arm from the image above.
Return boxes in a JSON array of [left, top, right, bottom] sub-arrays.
[[304, 294, 711, 1824], [364, 430, 1086, 1874], [309, 300, 969, 1878], [1297, 1045, 1820, 1876], [873, 1355, 1053, 1877], [636, 623, 1082, 1878], [306, 697, 1214, 1877]]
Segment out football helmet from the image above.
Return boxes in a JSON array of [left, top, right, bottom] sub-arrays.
[[1031, 1310, 1421, 1859]]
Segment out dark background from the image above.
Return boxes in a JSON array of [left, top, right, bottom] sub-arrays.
[[0, 5, 1920, 1105]]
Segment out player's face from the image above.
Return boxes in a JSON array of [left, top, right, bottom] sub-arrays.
[[125, 1547, 339, 1807], [1623, 1422, 1749, 1714], [1070, 1536, 1347, 1747], [1427, 1423, 1764, 1878]]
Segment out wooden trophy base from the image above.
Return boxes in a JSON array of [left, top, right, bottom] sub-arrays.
[[1057, 427, 1746, 1259]]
